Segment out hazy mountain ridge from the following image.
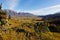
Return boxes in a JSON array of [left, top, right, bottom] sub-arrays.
[[38, 12, 60, 19], [3, 9, 36, 17], [2, 9, 60, 19]]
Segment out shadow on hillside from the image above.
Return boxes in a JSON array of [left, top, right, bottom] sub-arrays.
[[48, 26, 60, 33]]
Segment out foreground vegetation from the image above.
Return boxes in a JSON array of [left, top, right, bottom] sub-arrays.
[[0, 16, 60, 40]]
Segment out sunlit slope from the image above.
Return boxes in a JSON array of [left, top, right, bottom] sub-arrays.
[[0, 17, 60, 40]]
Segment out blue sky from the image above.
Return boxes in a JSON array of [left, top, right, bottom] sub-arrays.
[[0, 0, 60, 15]]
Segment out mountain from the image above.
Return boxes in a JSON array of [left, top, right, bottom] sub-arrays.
[[38, 12, 60, 19], [5, 10, 17, 17], [17, 12, 36, 17], [2, 9, 60, 19], [3, 9, 36, 17]]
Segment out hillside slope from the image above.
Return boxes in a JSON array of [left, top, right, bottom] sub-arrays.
[[0, 17, 60, 40]]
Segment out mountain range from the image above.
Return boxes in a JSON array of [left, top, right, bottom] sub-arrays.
[[38, 12, 60, 19], [3, 10, 36, 17], [1, 9, 60, 19]]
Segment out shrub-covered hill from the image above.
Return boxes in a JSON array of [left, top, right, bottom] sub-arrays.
[[0, 17, 60, 40]]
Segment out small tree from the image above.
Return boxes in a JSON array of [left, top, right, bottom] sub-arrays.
[[8, 15, 11, 19], [0, 3, 2, 10]]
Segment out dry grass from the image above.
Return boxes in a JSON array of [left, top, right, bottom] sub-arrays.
[[0, 17, 60, 40]]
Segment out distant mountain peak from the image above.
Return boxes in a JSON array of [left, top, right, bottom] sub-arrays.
[[3, 9, 36, 17]]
